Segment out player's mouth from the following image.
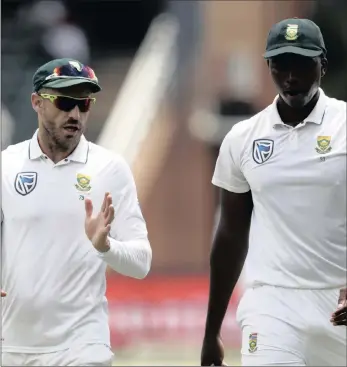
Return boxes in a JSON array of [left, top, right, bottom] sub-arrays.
[[284, 90, 304, 97], [63, 125, 81, 138], [63, 125, 80, 134]]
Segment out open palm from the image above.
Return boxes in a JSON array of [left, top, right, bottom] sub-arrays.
[[84, 192, 115, 252]]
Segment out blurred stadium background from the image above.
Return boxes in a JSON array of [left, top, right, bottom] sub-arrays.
[[2, 1, 346, 365]]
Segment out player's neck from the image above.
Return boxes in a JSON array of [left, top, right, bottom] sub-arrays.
[[277, 90, 320, 127], [37, 130, 76, 164]]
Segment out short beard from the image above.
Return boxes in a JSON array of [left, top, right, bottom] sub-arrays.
[[42, 120, 78, 153]]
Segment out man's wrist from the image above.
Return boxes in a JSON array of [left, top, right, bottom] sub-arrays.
[[95, 238, 111, 253], [203, 328, 221, 341]]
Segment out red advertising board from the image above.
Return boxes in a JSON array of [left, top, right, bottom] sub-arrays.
[[106, 275, 243, 348]]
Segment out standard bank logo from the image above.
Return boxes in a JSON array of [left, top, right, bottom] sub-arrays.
[[252, 139, 274, 164], [14, 172, 38, 196]]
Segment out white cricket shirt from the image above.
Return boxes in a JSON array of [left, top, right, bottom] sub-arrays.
[[212, 89, 346, 289], [1, 130, 152, 353]]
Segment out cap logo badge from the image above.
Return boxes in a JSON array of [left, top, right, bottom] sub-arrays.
[[69, 61, 83, 72], [285, 24, 299, 41]]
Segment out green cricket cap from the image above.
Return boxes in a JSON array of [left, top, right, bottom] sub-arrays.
[[33, 58, 101, 93], [263, 18, 327, 59]]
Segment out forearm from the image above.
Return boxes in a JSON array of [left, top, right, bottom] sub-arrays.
[[204, 230, 249, 337], [98, 237, 152, 279]]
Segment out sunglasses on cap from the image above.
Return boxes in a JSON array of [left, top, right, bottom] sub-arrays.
[[50, 63, 97, 80], [39, 93, 96, 112]]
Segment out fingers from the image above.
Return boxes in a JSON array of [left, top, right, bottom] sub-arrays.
[[331, 306, 347, 325], [332, 312, 347, 325], [104, 195, 111, 217], [332, 320, 347, 326], [201, 357, 224, 366], [333, 305, 347, 317], [105, 204, 115, 225], [332, 316, 347, 326], [331, 302, 347, 326], [101, 192, 111, 212], [332, 299, 347, 317], [84, 198, 93, 218], [103, 193, 114, 225], [1, 290, 6, 297], [203, 361, 226, 366], [338, 288, 347, 305], [87, 192, 114, 225], [331, 290, 347, 326], [331, 312, 347, 321]]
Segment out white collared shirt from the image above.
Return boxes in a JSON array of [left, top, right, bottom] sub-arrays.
[[1, 130, 151, 353], [212, 89, 346, 289]]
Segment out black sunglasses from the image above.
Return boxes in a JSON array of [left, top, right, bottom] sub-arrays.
[[39, 93, 96, 113]]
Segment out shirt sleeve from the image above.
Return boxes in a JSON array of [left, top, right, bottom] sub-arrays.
[[97, 157, 152, 279], [212, 126, 250, 193]]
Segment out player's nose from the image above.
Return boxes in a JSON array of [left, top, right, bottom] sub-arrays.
[[68, 105, 80, 120], [287, 70, 300, 82]]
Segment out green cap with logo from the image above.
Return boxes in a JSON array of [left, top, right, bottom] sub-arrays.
[[33, 58, 101, 93], [263, 18, 327, 59]]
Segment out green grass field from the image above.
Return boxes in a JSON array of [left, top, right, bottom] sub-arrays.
[[113, 344, 241, 366]]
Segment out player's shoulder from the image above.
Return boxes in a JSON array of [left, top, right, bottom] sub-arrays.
[[325, 93, 346, 115], [223, 105, 272, 144], [88, 142, 131, 175], [1, 139, 30, 161]]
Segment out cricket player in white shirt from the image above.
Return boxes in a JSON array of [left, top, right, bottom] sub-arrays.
[[1, 58, 152, 366], [201, 18, 346, 366]]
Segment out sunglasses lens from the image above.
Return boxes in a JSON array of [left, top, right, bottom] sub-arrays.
[[54, 65, 96, 80], [76, 99, 91, 113], [54, 96, 76, 112], [54, 97, 92, 112]]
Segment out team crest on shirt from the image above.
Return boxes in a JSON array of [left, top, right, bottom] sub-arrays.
[[252, 139, 274, 164], [285, 24, 299, 41], [75, 173, 92, 192], [315, 136, 332, 154], [14, 172, 38, 196], [248, 332, 258, 353]]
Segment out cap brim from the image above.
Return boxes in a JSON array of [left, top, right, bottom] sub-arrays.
[[42, 77, 101, 93], [263, 46, 323, 59]]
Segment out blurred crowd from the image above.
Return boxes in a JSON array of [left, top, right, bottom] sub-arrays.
[[2, 1, 346, 149], [1, 0, 162, 148], [2, 0, 90, 146]]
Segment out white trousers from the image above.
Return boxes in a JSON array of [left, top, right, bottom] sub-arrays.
[[1, 343, 114, 366], [236, 286, 347, 366]]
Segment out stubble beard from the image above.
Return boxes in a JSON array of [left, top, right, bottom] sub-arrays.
[[43, 121, 80, 153]]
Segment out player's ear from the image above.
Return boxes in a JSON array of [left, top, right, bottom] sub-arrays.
[[31, 93, 42, 112], [321, 57, 328, 78]]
